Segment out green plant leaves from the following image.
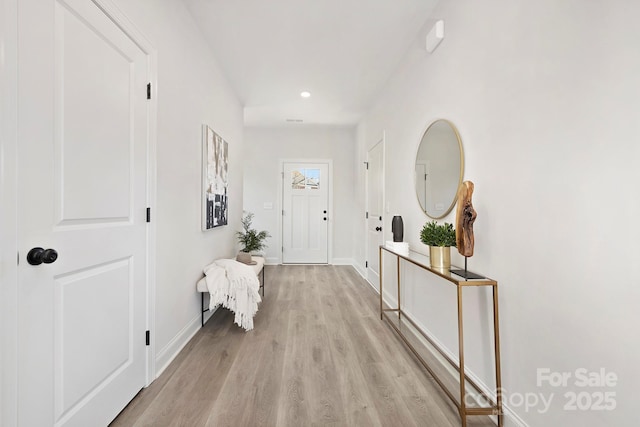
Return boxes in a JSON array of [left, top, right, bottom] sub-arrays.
[[419, 221, 456, 247], [236, 211, 271, 253]]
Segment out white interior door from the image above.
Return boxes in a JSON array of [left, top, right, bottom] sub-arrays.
[[366, 141, 384, 285], [17, 1, 149, 425], [282, 162, 329, 263]]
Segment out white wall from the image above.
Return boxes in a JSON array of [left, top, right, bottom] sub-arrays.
[[111, 0, 244, 374], [357, 0, 640, 425], [243, 126, 357, 264]]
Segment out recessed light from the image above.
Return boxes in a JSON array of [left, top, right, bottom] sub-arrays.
[[300, 91, 311, 98]]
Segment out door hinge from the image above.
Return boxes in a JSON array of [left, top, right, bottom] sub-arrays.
[[17, 252, 19, 265], [364, 161, 369, 170], [146, 207, 151, 223], [366, 261, 368, 268], [366, 211, 369, 219], [145, 330, 150, 346], [147, 83, 151, 99]]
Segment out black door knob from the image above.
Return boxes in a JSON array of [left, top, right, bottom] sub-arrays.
[[375, 226, 382, 231], [42, 249, 58, 264], [27, 247, 58, 265]]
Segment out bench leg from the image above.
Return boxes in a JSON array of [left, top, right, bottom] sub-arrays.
[[202, 292, 210, 327]]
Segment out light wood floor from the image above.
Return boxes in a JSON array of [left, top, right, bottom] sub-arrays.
[[111, 265, 494, 427]]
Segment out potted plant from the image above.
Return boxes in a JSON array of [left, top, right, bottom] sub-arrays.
[[420, 220, 456, 269], [237, 211, 271, 254]]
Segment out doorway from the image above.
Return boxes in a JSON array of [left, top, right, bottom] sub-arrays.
[[366, 139, 385, 286], [282, 161, 331, 264]]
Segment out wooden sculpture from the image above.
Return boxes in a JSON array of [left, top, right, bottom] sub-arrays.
[[455, 181, 477, 257]]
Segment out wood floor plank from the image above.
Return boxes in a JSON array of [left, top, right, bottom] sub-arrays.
[[276, 309, 311, 426], [320, 297, 382, 427], [111, 265, 495, 427], [235, 295, 290, 426]]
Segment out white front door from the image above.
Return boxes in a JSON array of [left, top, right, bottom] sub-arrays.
[[282, 162, 329, 263], [366, 141, 384, 285], [17, 1, 149, 425]]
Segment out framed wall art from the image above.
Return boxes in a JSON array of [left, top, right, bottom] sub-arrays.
[[202, 124, 228, 230]]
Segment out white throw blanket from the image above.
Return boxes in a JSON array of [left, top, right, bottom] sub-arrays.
[[204, 259, 262, 331]]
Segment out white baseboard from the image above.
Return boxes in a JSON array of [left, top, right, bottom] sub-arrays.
[[500, 406, 529, 427], [382, 289, 397, 308], [331, 257, 354, 265], [265, 257, 355, 266], [154, 306, 218, 378], [353, 262, 366, 279]]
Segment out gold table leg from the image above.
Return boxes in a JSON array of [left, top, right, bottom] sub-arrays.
[[457, 285, 467, 427], [493, 285, 503, 426]]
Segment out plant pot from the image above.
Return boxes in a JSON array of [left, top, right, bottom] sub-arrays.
[[429, 246, 451, 270]]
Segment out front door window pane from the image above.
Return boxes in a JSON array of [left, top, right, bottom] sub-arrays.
[[292, 169, 305, 189], [305, 168, 320, 189], [291, 168, 321, 189]]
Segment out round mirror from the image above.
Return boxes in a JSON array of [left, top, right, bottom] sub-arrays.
[[415, 119, 464, 219]]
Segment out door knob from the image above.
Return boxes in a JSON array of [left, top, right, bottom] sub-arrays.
[[27, 247, 58, 265], [375, 226, 382, 231]]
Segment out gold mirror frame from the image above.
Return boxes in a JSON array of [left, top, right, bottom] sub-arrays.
[[414, 119, 464, 219]]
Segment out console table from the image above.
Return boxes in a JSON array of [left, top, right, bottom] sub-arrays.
[[379, 245, 503, 427]]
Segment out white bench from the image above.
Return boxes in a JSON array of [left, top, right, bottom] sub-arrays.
[[197, 256, 265, 326]]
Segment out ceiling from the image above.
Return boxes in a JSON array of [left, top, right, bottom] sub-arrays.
[[182, 0, 439, 127]]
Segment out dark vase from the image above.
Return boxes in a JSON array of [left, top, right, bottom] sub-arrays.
[[391, 215, 404, 242]]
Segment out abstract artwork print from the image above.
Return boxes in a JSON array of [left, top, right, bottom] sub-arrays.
[[203, 125, 228, 230]]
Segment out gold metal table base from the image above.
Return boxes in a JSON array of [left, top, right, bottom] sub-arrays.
[[379, 245, 503, 427]]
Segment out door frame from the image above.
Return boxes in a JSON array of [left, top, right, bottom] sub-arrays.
[[1, 0, 19, 424], [278, 159, 333, 264], [0, 1, 158, 423], [365, 133, 385, 288]]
